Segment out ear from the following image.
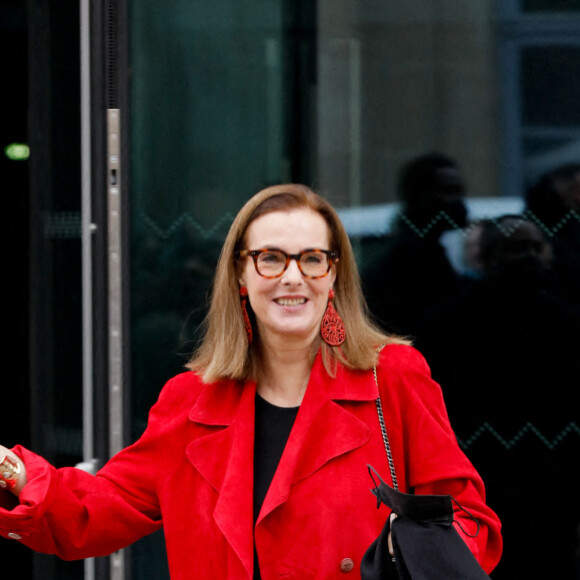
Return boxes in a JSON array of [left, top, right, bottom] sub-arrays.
[[329, 263, 337, 287], [236, 259, 246, 287]]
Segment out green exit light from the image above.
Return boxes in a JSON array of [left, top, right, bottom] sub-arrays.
[[4, 143, 30, 161]]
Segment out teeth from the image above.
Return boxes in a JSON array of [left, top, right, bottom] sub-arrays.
[[276, 297, 306, 306]]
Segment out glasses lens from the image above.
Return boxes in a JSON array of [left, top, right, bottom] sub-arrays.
[[256, 250, 287, 276], [300, 250, 330, 277]]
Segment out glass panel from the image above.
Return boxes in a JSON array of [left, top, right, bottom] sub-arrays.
[[127, 2, 580, 579], [523, 0, 580, 12], [130, 0, 288, 430], [128, 1, 315, 577], [522, 45, 580, 128], [317, 0, 501, 207], [128, 0, 324, 418]]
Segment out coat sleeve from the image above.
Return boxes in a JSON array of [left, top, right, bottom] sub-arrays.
[[377, 344, 503, 574], [0, 373, 195, 560]]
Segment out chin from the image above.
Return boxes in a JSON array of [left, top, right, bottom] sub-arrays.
[[271, 324, 319, 342]]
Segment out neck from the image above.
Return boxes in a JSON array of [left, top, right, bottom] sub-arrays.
[[256, 340, 315, 407]]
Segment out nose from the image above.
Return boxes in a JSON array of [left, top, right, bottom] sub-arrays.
[[281, 257, 303, 284]]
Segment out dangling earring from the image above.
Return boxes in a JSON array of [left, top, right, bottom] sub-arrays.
[[240, 286, 253, 344], [321, 288, 345, 346]]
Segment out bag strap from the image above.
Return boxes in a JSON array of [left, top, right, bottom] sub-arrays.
[[373, 346, 399, 491], [373, 347, 482, 537]]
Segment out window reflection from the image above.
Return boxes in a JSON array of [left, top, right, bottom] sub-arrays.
[[359, 153, 580, 579], [128, 2, 580, 579]]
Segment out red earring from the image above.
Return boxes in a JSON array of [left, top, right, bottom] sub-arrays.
[[240, 286, 253, 344], [321, 288, 345, 346]]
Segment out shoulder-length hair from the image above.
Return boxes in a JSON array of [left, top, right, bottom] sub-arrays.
[[187, 184, 408, 383]]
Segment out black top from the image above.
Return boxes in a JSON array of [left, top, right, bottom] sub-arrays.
[[253, 393, 299, 580]]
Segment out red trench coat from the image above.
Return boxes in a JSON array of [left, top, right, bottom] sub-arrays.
[[0, 345, 502, 578]]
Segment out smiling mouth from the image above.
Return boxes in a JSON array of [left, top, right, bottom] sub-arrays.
[[275, 297, 307, 306]]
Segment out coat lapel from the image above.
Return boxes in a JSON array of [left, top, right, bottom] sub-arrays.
[[186, 379, 257, 579], [183, 356, 380, 575], [257, 355, 378, 524]]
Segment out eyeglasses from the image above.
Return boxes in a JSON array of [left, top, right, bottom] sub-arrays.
[[237, 248, 339, 279]]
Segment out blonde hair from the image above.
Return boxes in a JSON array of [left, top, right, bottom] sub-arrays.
[[187, 184, 408, 382]]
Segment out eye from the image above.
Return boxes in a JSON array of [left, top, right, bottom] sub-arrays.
[[302, 252, 324, 264], [259, 251, 285, 264]]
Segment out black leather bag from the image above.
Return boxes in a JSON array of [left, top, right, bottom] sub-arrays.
[[360, 467, 491, 580], [361, 357, 491, 580]]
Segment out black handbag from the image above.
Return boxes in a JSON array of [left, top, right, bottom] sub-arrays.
[[360, 358, 492, 580]]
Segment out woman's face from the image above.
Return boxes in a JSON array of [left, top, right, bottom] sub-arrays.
[[239, 208, 336, 347]]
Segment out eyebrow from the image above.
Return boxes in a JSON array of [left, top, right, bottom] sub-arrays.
[[248, 247, 330, 252]]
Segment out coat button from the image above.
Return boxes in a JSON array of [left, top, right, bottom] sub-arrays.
[[339, 557, 354, 573], [7, 532, 22, 540]]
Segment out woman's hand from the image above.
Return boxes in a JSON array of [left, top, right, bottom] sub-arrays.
[[0, 446, 27, 496]]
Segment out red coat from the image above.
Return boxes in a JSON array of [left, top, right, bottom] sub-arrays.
[[0, 345, 502, 578]]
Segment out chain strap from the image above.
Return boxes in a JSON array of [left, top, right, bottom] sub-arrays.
[[373, 353, 399, 491]]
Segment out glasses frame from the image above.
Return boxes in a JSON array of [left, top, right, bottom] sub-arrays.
[[237, 248, 339, 279]]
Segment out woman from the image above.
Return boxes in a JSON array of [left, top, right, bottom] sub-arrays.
[[0, 184, 502, 578]]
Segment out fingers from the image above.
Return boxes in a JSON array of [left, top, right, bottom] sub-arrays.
[[0, 446, 27, 496], [388, 512, 398, 557]]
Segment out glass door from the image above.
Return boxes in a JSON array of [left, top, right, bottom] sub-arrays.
[[125, 2, 579, 579], [127, 2, 317, 576]]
